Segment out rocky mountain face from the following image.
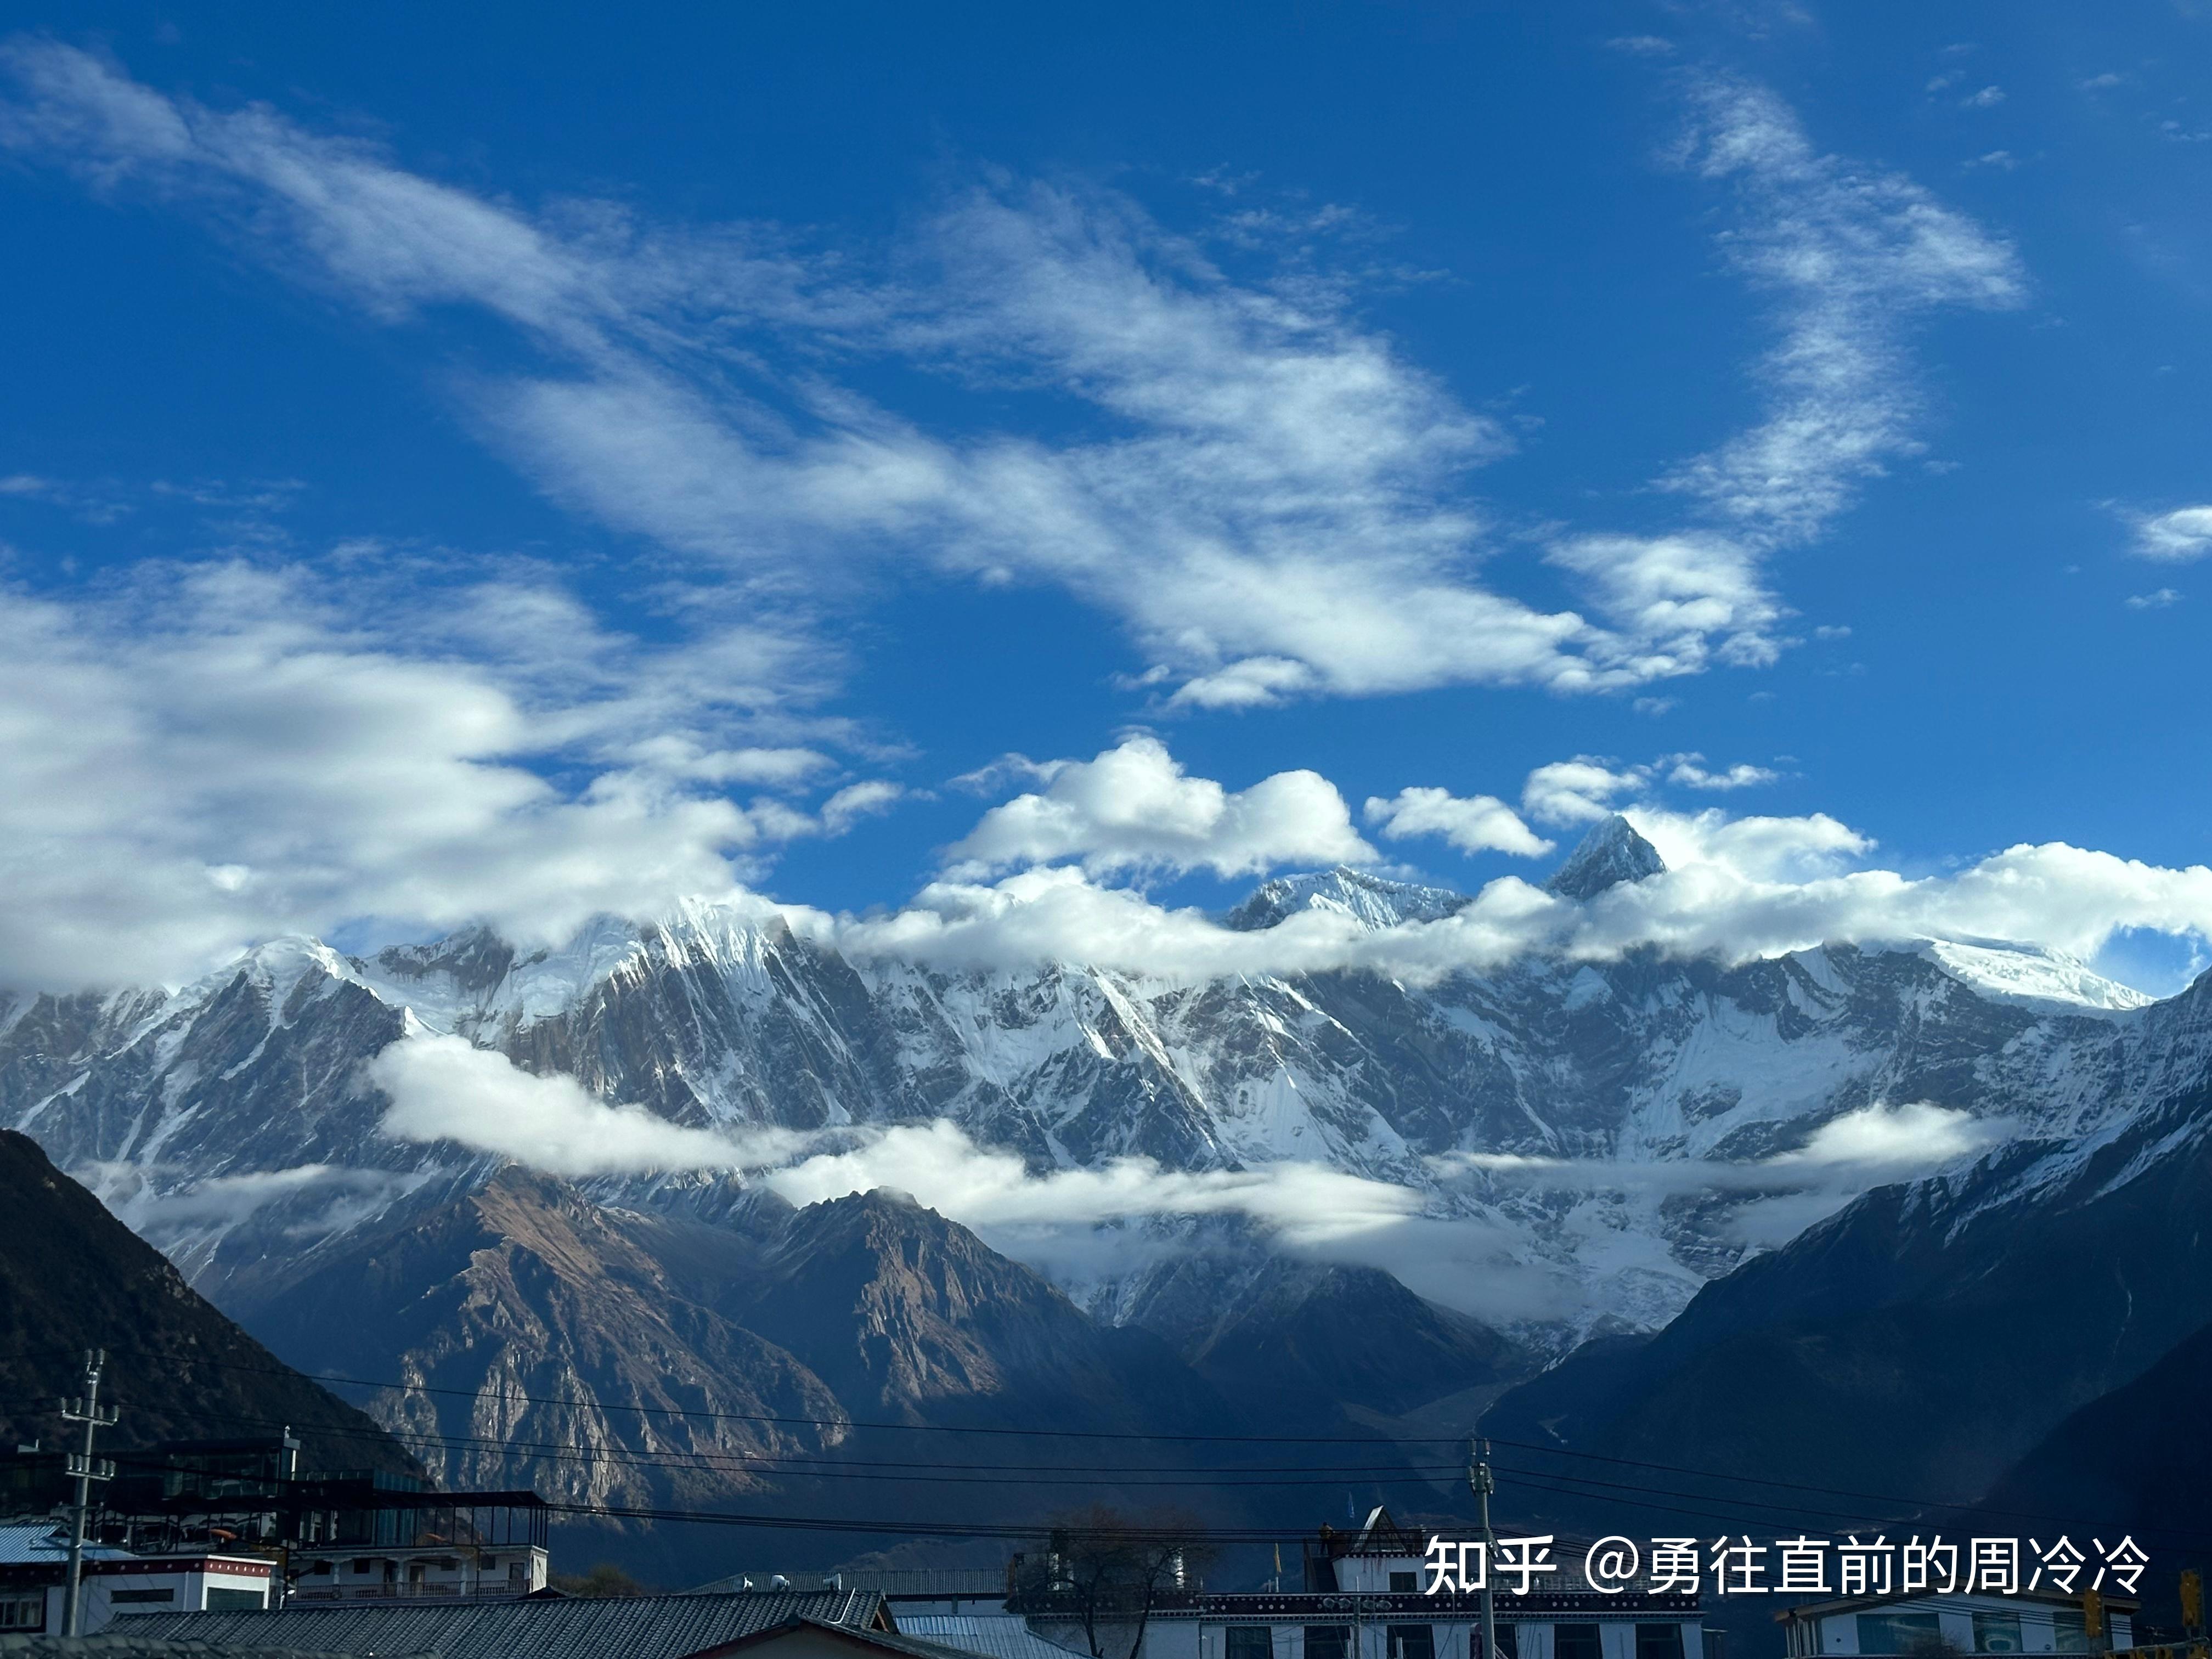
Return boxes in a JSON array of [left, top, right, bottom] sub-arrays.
[[0, 1130, 418, 1480], [3, 820, 2170, 1342], [1484, 966, 2212, 1527], [221, 1177, 1431, 1584], [4, 815, 2205, 1559]]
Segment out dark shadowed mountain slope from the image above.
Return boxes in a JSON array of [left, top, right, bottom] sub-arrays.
[[1485, 985, 2212, 1520], [0, 1129, 417, 1479], [1119, 1251, 1522, 1418], [1965, 1316, 2212, 1557]]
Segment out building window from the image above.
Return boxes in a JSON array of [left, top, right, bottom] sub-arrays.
[[1307, 1625, 1354, 1659], [1856, 1614, 1941, 1655], [206, 1587, 266, 1611], [1390, 1627, 1435, 1659], [110, 1588, 178, 1605], [1973, 1615, 2022, 1654], [1639, 1626, 1685, 1659], [2052, 1614, 2090, 1654], [0, 1594, 43, 1632], [1556, 1626, 1604, 1659], [1391, 1572, 1421, 1593], [1479, 1627, 1519, 1659], [1229, 1628, 1276, 1659]]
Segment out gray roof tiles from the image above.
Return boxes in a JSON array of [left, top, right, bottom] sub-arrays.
[[112, 1585, 885, 1659]]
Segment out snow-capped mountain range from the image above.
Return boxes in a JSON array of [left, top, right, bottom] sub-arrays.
[[4, 816, 2197, 1358]]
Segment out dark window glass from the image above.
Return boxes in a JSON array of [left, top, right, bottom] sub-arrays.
[[109, 1589, 177, 1605], [1488, 1627, 1520, 1659], [1390, 1626, 1435, 1659], [2053, 1614, 2090, 1654], [1556, 1625, 1604, 1659], [1973, 1615, 2022, 1654], [0, 1596, 45, 1633], [1307, 1626, 1353, 1659], [1391, 1572, 1420, 1593], [1230, 1629, 1276, 1659], [205, 1588, 265, 1611], [1857, 1615, 1941, 1655], [1639, 1626, 1685, 1659]]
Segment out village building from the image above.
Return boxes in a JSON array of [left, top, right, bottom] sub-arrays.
[[0, 1520, 273, 1635], [1776, 1588, 2138, 1656], [1009, 1510, 1711, 1659], [121, 1582, 896, 1658]]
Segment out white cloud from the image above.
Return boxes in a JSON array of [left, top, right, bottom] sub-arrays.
[[1664, 77, 2025, 544], [945, 736, 1375, 878], [0, 563, 856, 989], [763, 1118, 1421, 1245], [1770, 1099, 1997, 1167], [620, 740, 833, 787], [0, 42, 2027, 712], [820, 780, 909, 832], [1438, 1101, 1997, 1193], [1520, 753, 1781, 830], [2127, 587, 2183, 610], [370, 1029, 805, 1176], [93, 1161, 426, 1242], [1664, 753, 1782, 791], [1363, 788, 1553, 858], [1521, 758, 1648, 826], [822, 808, 2212, 990], [1545, 532, 1785, 678], [1961, 85, 2006, 109], [2131, 506, 2212, 561]]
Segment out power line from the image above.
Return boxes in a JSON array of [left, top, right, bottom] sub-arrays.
[[27, 1350, 2210, 1545]]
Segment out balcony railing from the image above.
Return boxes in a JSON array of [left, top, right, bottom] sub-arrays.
[[287, 1581, 537, 1603]]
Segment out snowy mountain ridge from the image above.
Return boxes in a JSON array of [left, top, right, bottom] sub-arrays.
[[1, 817, 2193, 1351]]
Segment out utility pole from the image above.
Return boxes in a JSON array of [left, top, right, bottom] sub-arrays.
[[1468, 1438, 1497, 1659], [59, 1348, 118, 1638]]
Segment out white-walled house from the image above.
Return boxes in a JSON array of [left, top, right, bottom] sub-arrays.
[[0, 1522, 271, 1634], [1015, 1513, 1708, 1659], [288, 1541, 550, 1601], [1779, 1590, 2137, 1656]]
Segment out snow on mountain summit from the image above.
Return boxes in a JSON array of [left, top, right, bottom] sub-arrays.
[[1545, 814, 1667, 901], [1222, 866, 1470, 932], [1910, 937, 2157, 1012]]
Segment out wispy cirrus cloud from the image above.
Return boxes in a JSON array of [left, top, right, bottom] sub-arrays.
[[2129, 506, 2212, 561], [0, 40, 2021, 715], [1661, 76, 2026, 544]]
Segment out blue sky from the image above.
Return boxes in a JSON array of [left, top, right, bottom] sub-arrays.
[[2, 1, 2210, 994]]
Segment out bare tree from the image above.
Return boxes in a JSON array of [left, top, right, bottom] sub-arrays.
[[1013, 1505, 1219, 1659]]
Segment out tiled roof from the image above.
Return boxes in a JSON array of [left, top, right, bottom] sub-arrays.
[[694, 1570, 1009, 1598], [117, 1585, 886, 1659], [701, 1616, 1032, 1659], [0, 1522, 137, 1566], [895, 1613, 1090, 1659], [0, 1640, 370, 1658]]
